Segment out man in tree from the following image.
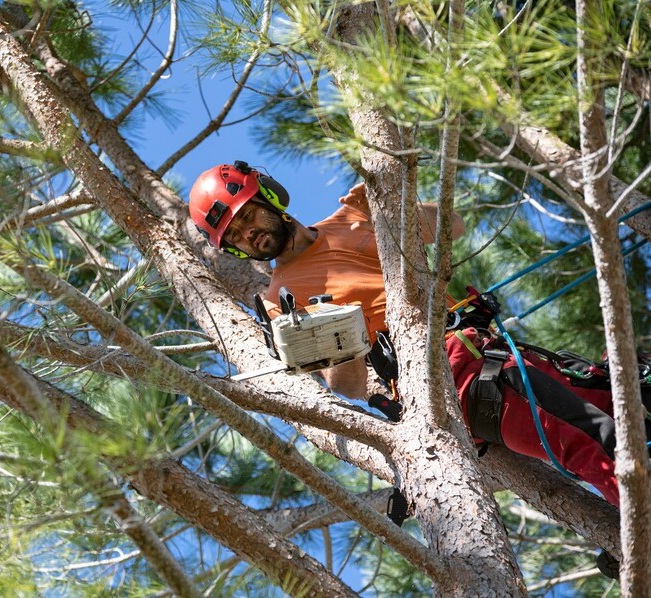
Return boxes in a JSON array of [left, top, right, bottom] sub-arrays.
[[188, 160, 648, 510]]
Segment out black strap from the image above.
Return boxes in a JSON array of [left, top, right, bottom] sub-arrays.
[[467, 349, 509, 445], [254, 293, 279, 360], [368, 394, 402, 422], [387, 488, 409, 527]]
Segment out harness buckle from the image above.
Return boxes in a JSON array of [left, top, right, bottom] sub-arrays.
[[482, 349, 509, 363]]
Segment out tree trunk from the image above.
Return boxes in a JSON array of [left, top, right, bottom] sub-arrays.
[[575, 0, 651, 590], [330, 4, 527, 595]]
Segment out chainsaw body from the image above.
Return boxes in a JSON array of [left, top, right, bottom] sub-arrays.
[[256, 288, 371, 374]]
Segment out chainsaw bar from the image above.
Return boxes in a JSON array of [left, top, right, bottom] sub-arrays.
[[230, 363, 290, 381]]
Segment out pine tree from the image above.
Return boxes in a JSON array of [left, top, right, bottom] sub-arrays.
[[0, 0, 648, 594]]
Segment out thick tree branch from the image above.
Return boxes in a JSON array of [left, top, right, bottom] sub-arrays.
[[0, 319, 392, 448], [0, 345, 202, 598], [0, 368, 358, 597], [1, 315, 622, 556], [428, 0, 464, 427], [575, 0, 651, 589]]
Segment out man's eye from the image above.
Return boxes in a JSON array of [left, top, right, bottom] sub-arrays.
[[224, 227, 240, 245]]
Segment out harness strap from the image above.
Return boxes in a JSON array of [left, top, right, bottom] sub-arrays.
[[467, 349, 509, 445]]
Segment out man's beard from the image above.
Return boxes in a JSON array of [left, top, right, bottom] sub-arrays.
[[247, 210, 295, 261]]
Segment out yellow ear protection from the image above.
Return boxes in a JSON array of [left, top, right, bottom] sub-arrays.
[[257, 175, 290, 212], [222, 244, 253, 259], [232, 160, 290, 213]]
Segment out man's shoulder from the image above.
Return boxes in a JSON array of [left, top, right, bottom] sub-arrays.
[[313, 205, 368, 228]]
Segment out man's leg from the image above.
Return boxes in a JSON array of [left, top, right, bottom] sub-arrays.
[[498, 378, 619, 507], [503, 365, 617, 459]]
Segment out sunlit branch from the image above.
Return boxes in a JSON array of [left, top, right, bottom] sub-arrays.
[[527, 567, 602, 592], [0, 136, 62, 163], [0, 188, 94, 233], [114, 0, 178, 126], [95, 259, 150, 309], [0, 318, 389, 445], [156, 0, 274, 175], [606, 160, 651, 218]]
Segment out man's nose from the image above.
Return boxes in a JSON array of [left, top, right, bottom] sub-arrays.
[[242, 224, 257, 241]]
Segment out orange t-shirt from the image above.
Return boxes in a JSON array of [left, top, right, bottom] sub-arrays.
[[264, 206, 388, 343]]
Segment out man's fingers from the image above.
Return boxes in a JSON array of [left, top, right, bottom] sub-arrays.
[[339, 182, 367, 204]]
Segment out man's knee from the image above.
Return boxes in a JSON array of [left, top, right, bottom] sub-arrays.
[[503, 365, 616, 459]]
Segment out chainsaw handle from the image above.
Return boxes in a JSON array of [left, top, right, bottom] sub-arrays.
[[309, 294, 333, 304], [279, 287, 295, 314], [279, 287, 300, 327], [254, 293, 279, 360]]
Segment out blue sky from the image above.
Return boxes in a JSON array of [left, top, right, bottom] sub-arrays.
[[90, 3, 353, 227]]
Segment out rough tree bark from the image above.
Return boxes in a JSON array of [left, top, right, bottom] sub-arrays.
[[329, 4, 527, 595], [574, 0, 651, 590]]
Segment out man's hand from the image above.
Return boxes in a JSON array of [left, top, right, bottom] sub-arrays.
[[339, 183, 374, 232], [339, 183, 369, 215], [318, 357, 369, 399]]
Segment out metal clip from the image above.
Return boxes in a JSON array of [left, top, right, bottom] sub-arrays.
[[446, 311, 461, 330]]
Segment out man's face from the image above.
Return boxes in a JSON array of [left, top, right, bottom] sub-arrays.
[[222, 200, 291, 260]]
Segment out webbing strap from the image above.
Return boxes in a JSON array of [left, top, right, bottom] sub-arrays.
[[467, 350, 509, 445]]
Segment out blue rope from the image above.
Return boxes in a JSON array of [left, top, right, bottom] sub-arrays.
[[493, 314, 581, 480], [515, 239, 648, 320], [487, 201, 651, 294]]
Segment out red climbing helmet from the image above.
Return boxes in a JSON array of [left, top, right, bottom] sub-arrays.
[[189, 161, 290, 256]]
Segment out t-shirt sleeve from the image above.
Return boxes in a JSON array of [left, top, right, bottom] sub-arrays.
[[263, 297, 282, 320]]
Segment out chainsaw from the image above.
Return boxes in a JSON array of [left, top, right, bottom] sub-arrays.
[[231, 287, 371, 381]]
